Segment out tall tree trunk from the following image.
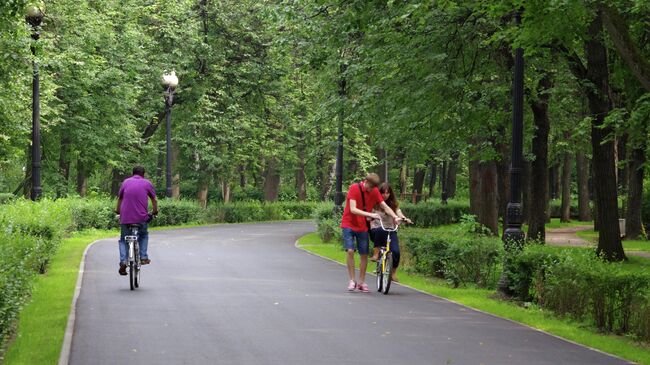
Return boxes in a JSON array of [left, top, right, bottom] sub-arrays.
[[478, 160, 499, 235], [399, 158, 408, 199], [197, 179, 209, 208], [447, 152, 459, 198], [222, 180, 231, 203], [560, 148, 572, 222], [583, 13, 624, 260], [617, 135, 628, 194], [263, 157, 281, 202], [496, 138, 510, 223], [427, 158, 437, 200], [296, 133, 307, 201], [77, 160, 88, 197], [576, 152, 592, 221], [411, 166, 426, 203], [239, 165, 247, 188], [626, 146, 645, 239], [469, 159, 481, 216], [110, 168, 123, 197], [549, 165, 560, 200], [527, 72, 553, 242], [57, 133, 71, 198]]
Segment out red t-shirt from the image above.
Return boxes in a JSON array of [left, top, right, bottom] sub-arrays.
[[340, 182, 384, 232]]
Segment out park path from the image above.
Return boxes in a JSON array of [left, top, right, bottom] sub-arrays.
[[66, 221, 633, 365], [546, 225, 650, 258]]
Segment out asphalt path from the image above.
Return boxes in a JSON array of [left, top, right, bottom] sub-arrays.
[[68, 221, 632, 365]]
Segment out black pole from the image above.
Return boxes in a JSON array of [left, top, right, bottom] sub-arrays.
[[29, 21, 42, 201], [498, 10, 525, 294], [164, 89, 173, 198]]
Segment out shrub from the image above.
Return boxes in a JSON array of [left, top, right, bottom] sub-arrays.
[[152, 199, 208, 226], [401, 230, 450, 278], [0, 193, 15, 204], [443, 236, 502, 288], [400, 200, 470, 227], [211, 201, 323, 223], [68, 198, 117, 230]]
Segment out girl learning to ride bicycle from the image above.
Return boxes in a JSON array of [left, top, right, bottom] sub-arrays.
[[369, 183, 412, 282]]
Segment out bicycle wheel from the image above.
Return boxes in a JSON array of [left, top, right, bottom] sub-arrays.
[[129, 261, 135, 290], [375, 258, 383, 292], [381, 253, 393, 295], [134, 245, 140, 288]]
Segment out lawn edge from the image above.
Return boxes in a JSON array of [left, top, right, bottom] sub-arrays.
[[295, 232, 639, 365]]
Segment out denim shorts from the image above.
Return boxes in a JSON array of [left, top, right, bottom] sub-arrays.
[[342, 228, 369, 255]]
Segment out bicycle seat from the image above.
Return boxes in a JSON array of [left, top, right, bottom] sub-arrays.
[[126, 223, 143, 229]]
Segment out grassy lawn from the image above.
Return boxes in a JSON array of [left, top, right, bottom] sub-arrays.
[[297, 232, 650, 365], [576, 230, 650, 252], [3, 229, 116, 365]]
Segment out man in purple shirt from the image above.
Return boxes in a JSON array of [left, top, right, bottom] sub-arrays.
[[115, 165, 158, 275]]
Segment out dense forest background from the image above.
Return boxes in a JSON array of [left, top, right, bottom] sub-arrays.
[[1, 1, 650, 259]]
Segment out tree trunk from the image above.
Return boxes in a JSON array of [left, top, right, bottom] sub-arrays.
[[469, 159, 480, 216], [399, 158, 408, 199], [427, 159, 437, 200], [239, 165, 247, 188], [197, 179, 209, 208], [560, 149, 572, 222], [222, 180, 231, 203], [263, 157, 281, 201], [411, 166, 426, 203], [576, 152, 592, 221], [617, 135, 628, 194], [156, 144, 164, 192], [77, 160, 88, 197], [296, 137, 307, 201], [626, 146, 645, 239], [549, 165, 560, 200], [377, 148, 388, 183], [447, 152, 459, 198], [527, 72, 552, 242], [477, 160, 499, 235], [57, 134, 71, 198], [439, 161, 447, 203], [584, 13, 625, 260], [496, 138, 510, 223]]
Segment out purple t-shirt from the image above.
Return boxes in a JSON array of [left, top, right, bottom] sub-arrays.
[[118, 175, 156, 224]]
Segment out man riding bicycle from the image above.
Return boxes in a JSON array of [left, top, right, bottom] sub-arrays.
[[115, 165, 158, 276]]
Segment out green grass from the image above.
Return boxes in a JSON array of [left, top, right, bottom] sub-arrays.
[[297, 232, 650, 365], [3, 229, 116, 365], [576, 229, 650, 252]]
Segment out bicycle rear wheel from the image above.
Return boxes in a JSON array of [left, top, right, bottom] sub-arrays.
[[129, 261, 135, 290], [134, 245, 140, 288], [381, 253, 393, 295]]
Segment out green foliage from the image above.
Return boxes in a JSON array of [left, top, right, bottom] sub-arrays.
[[212, 201, 323, 223], [444, 236, 502, 288], [152, 200, 208, 227], [510, 244, 650, 341], [398, 201, 470, 227]]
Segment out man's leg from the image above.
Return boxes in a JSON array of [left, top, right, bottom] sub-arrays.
[[118, 225, 128, 264], [342, 229, 357, 288], [357, 232, 370, 285], [346, 249, 356, 281], [139, 223, 149, 260]]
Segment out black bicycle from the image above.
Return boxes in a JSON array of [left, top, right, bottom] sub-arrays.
[[124, 224, 142, 290]]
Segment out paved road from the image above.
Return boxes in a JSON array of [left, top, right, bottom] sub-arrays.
[[68, 221, 632, 365]]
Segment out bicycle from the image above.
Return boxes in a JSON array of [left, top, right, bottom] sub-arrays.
[[375, 219, 399, 295], [124, 224, 142, 290]]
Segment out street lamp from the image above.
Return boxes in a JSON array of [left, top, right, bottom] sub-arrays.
[[498, 10, 525, 294], [161, 71, 178, 198], [26, 3, 44, 201]]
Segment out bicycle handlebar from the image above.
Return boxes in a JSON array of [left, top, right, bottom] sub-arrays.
[[376, 218, 399, 232]]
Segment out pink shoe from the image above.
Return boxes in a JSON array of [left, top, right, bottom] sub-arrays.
[[347, 280, 357, 291], [358, 282, 370, 293]]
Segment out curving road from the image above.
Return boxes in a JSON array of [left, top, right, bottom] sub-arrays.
[[67, 221, 632, 365]]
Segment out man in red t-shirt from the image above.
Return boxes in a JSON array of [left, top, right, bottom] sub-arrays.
[[340, 173, 401, 292]]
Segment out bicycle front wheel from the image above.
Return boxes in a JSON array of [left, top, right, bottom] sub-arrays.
[[376, 259, 383, 292], [381, 253, 393, 295]]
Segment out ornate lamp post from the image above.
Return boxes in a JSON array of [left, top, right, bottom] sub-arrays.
[[26, 4, 44, 201], [161, 71, 178, 198], [498, 10, 525, 294]]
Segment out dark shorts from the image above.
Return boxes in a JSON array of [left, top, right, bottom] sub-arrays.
[[342, 228, 370, 255]]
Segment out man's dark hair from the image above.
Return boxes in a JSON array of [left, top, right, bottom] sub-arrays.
[[133, 165, 145, 177]]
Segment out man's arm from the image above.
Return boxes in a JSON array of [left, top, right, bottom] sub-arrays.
[[151, 197, 158, 215], [379, 201, 401, 222], [350, 199, 380, 219], [396, 208, 412, 224]]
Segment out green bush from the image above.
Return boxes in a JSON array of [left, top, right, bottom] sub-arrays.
[[401, 230, 449, 278], [510, 244, 650, 340], [400, 200, 470, 227], [68, 198, 117, 230], [443, 236, 502, 288], [211, 201, 323, 223], [0, 193, 15, 204], [152, 199, 208, 226]]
